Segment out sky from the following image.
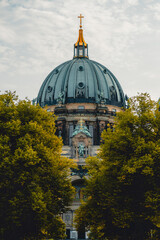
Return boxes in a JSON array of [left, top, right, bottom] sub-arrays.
[[0, 0, 160, 101]]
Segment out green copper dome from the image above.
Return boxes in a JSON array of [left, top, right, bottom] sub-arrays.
[[37, 17, 125, 108], [37, 58, 125, 107]]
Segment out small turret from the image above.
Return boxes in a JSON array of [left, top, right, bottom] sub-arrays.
[[74, 14, 88, 58]]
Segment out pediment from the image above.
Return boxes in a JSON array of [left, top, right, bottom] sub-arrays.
[[72, 132, 88, 139]]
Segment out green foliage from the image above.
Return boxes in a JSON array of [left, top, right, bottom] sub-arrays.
[[75, 93, 160, 240], [0, 91, 74, 240]]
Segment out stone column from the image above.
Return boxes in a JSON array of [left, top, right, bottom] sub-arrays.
[[69, 124, 74, 146], [89, 125, 93, 144]]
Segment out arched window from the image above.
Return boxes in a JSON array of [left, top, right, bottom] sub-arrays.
[[78, 105, 85, 109]]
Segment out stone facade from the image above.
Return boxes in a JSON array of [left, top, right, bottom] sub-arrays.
[[45, 102, 122, 239], [46, 102, 120, 146]]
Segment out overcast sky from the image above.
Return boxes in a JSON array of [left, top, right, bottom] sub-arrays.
[[0, 0, 160, 101]]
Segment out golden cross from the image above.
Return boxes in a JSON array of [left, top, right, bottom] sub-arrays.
[[78, 14, 84, 28]]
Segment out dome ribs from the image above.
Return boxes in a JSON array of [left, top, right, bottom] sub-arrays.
[[37, 58, 125, 108]]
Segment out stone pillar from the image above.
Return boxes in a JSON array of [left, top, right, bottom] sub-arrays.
[[89, 125, 93, 144], [76, 146, 78, 159], [69, 124, 74, 146], [85, 146, 87, 157], [65, 121, 69, 145]]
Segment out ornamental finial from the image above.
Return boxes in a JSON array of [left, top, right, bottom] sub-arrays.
[[74, 14, 88, 58], [79, 118, 84, 129], [78, 14, 84, 29]]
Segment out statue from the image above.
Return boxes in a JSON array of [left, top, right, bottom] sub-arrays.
[[78, 144, 84, 157], [110, 86, 116, 101], [32, 98, 37, 106], [98, 90, 106, 104], [57, 91, 64, 104]]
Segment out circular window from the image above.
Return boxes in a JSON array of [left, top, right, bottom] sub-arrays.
[[78, 82, 85, 89], [79, 66, 83, 71], [103, 68, 107, 74], [47, 86, 52, 93]]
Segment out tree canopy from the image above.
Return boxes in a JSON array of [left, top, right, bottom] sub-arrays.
[[0, 92, 74, 240], [75, 93, 160, 240]]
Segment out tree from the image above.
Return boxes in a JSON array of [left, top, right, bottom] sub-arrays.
[[0, 92, 74, 240], [75, 93, 160, 240]]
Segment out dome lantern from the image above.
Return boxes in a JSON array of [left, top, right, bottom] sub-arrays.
[[74, 14, 88, 58]]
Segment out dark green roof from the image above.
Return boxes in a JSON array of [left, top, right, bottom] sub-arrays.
[[37, 58, 125, 107]]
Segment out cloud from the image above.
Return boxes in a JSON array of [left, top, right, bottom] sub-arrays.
[[0, 0, 160, 101], [148, 3, 160, 21], [127, 0, 139, 6]]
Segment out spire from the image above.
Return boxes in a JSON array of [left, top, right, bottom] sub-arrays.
[[74, 14, 88, 58], [78, 14, 84, 29]]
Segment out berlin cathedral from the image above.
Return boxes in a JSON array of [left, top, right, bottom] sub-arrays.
[[36, 14, 127, 240]]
